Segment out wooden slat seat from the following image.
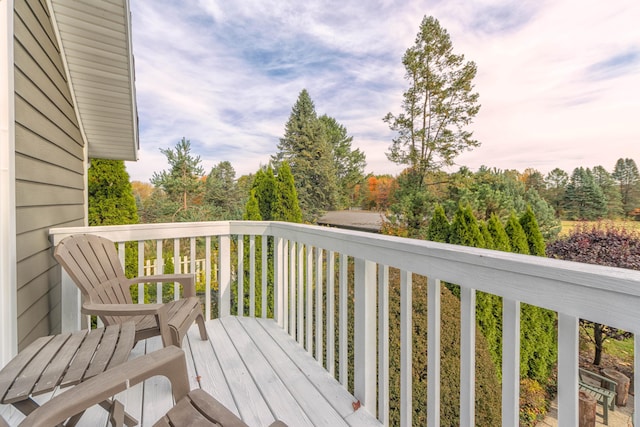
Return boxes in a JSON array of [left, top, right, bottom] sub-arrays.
[[54, 234, 208, 347], [0, 323, 135, 422]]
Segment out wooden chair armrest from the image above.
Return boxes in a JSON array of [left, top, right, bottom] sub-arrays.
[[82, 302, 165, 317], [128, 274, 196, 297], [19, 347, 190, 427]]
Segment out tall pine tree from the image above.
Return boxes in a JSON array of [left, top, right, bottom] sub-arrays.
[[273, 89, 338, 221]]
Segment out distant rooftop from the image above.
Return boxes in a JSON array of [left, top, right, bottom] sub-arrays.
[[317, 210, 385, 233]]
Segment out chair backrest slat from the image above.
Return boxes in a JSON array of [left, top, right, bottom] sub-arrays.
[[55, 235, 132, 305]]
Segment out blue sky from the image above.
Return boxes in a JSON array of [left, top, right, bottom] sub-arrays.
[[125, 0, 640, 183]]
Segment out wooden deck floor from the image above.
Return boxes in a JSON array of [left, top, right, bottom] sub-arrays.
[[1, 317, 381, 427]]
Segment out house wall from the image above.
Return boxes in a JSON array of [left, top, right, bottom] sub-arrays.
[[13, 0, 86, 349]]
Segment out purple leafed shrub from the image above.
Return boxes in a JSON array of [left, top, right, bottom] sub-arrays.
[[547, 222, 640, 271]]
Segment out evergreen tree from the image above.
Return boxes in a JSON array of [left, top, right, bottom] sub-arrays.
[[384, 15, 480, 181], [449, 204, 485, 248], [273, 162, 303, 223], [479, 221, 494, 250], [543, 168, 569, 217], [591, 165, 624, 218], [612, 158, 640, 215], [519, 206, 546, 256], [487, 214, 511, 252], [88, 159, 138, 226], [427, 204, 450, 243], [150, 138, 207, 221], [383, 15, 480, 237], [205, 161, 244, 220], [319, 115, 366, 209], [251, 167, 277, 221], [243, 190, 262, 220], [505, 211, 529, 255], [564, 167, 607, 220], [87, 159, 139, 279], [274, 89, 338, 221]]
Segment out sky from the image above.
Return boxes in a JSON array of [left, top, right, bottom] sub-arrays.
[[125, 0, 640, 183]]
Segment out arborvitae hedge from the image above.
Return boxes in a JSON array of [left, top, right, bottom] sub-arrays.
[[427, 204, 450, 243], [387, 271, 502, 426]]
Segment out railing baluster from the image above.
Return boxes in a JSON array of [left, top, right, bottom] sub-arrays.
[[237, 236, 244, 316], [173, 238, 180, 303], [558, 313, 578, 426], [502, 298, 520, 426], [138, 241, 144, 304], [218, 235, 231, 317], [289, 240, 296, 339], [427, 277, 440, 427], [250, 235, 256, 318], [262, 235, 268, 318], [400, 270, 412, 427], [354, 258, 376, 415], [306, 245, 313, 354], [205, 236, 211, 320], [460, 286, 476, 426], [156, 240, 163, 304], [635, 338, 639, 427], [188, 237, 196, 301], [274, 236, 284, 327], [378, 265, 389, 426], [327, 251, 335, 377], [339, 253, 348, 387], [315, 247, 323, 364], [298, 242, 304, 346]]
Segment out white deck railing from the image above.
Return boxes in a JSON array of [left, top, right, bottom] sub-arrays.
[[50, 221, 640, 427]]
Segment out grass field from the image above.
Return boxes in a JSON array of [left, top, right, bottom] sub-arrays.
[[560, 219, 640, 236]]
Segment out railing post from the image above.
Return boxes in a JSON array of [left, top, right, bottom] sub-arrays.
[[558, 313, 578, 426], [60, 269, 81, 332], [354, 258, 376, 414], [460, 286, 476, 426], [502, 298, 520, 426], [218, 235, 231, 317]]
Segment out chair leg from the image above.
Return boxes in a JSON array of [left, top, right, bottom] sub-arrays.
[[196, 313, 208, 341]]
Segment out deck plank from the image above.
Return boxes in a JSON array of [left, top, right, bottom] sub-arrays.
[[220, 316, 313, 427], [237, 317, 350, 426], [141, 337, 174, 427], [255, 318, 382, 426], [206, 319, 273, 426], [185, 325, 240, 417]]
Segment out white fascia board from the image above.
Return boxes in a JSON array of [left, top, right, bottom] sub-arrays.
[[0, 0, 18, 367]]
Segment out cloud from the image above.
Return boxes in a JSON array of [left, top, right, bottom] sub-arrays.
[[126, 0, 640, 184]]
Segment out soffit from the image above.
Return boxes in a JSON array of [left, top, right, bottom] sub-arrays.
[[48, 0, 138, 161]]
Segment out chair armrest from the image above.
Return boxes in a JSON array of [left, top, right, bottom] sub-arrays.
[[82, 302, 165, 317], [128, 274, 196, 297], [19, 347, 190, 427]]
